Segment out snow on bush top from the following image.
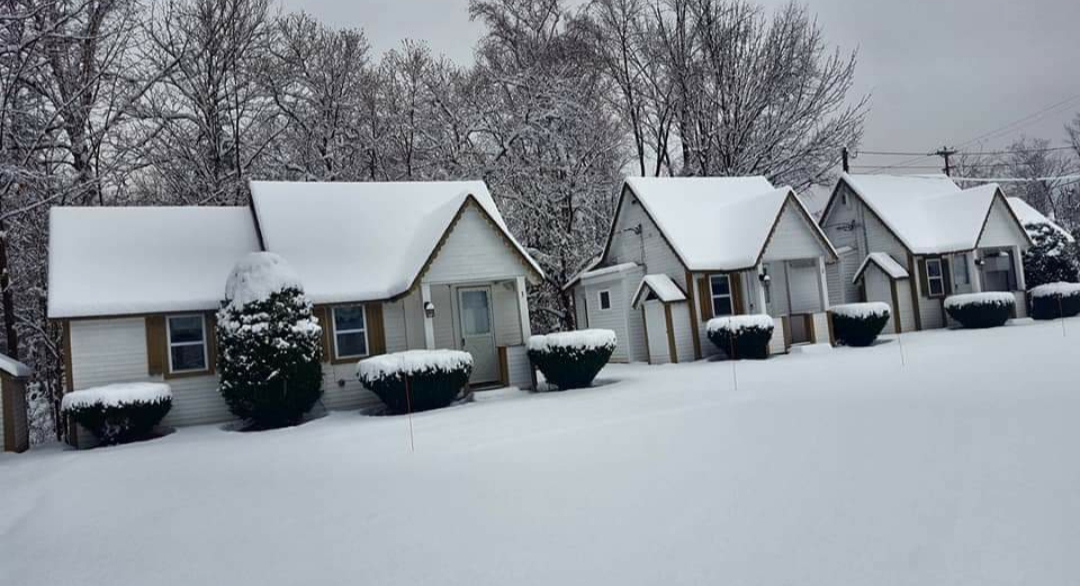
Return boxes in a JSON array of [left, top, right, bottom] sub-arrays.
[[224, 252, 303, 310], [830, 302, 891, 319], [357, 350, 473, 381], [61, 382, 172, 411], [527, 329, 617, 353], [943, 292, 1016, 309], [1029, 282, 1080, 299], [706, 314, 774, 334]]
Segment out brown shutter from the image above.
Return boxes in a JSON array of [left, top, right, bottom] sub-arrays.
[[697, 276, 713, 321], [205, 313, 218, 374], [917, 257, 929, 298], [731, 272, 745, 314], [316, 306, 332, 362], [365, 303, 386, 356], [145, 316, 167, 376], [941, 257, 953, 295]]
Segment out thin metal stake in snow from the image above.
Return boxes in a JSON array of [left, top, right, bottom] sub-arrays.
[[1059, 294, 1067, 337], [896, 331, 906, 367], [731, 337, 739, 391], [405, 375, 415, 453]]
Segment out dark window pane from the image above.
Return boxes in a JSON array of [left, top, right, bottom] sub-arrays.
[[334, 306, 366, 332], [171, 344, 206, 371], [713, 297, 733, 316], [599, 290, 611, 310], [336, 332, 368, 357], [169, 316, 204, 344], [929, 279, 944, 296], [710, 276, 730, 295], [927, 260, 942, 278]]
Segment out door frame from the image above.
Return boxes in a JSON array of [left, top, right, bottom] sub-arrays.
[[455, 284, 499, 384]]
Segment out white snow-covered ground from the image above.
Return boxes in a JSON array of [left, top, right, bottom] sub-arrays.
[[3, 319, 1080, 585]]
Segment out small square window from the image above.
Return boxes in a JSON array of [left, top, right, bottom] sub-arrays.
[[598, 290, 612, 311], [167, 315, 208, 373], [925, 258, 946, 297], [333, 305, 368, 359]]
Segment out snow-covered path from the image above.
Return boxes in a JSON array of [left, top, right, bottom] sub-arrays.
[[2, 320, 1079, 585]]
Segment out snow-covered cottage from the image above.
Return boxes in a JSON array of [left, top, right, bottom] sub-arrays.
[[0, 353, 31, 452], [1007, 197, 1074, 242], [48, 181, 542, 438], [820, 174, 1033, 333], [566, 177, 837, 364]]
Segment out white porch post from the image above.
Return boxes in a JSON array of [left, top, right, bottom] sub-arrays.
[[515, 276, 532, 340], [421, 282, 436, 350], [755, 265, 768, 315], [1013, 245, 1026, 291], [817, 256, 831, 310], [968, 251, 983, 293]]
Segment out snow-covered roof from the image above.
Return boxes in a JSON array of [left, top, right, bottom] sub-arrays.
[[48, 207, 261, 319], [579, 262, 639, 281], [853, 252, 910, 284], [631, 274, 686, 307], [839, 174, 1024, 254], [622, 176, 834, 271], [1007, 197, 1074, 243], [0, 353, 31, 378], [250, 181, 542, 304]]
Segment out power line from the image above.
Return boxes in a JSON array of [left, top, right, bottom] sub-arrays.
[[956, 93, 1080, 149], [856, 145, 1076, 157]]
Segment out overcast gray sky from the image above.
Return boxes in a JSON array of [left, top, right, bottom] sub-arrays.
[[278, 0, 1080, 172]]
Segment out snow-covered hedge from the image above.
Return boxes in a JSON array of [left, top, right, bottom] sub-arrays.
[[217, 252, 324, 429], [357, 350, 473, 413], [1029, 282, 1080, 320], [706, 315, 774, 359], [61, 383, 172, 445], [527, 329, 616, 390], [829, 302, 891, 347], [944, 292, 1015, 329]]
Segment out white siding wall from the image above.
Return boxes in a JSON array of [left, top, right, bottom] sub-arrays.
[[769, 320, 787, 355], [68, 318, 231, 429], [895, 279, 917, 333], [761, 200, 828, 262], [979, 197, 1028, 249], [811, 312, 831, 344], [432, 284, 456, 349], [505, 345, 532, 389], [423, 203, 529, 284], [643, 301, 670, 364], [320, 363, 378, 411], [493, 282, 524, 347], [578, 277, 632, 362]]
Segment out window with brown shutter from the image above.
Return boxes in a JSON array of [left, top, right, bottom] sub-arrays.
[[697, 276, 713, 321], [145, 316, 167, 376]]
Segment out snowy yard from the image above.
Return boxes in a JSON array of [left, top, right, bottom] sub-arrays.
[[3, 319, 1080, 585]]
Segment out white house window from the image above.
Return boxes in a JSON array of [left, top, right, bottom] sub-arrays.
[[167, 315, 208, 373], [598, 290, 612, 311], [925, 258, 945, 297], [333, 305, 369, 359], [710, 275, 734, 316]]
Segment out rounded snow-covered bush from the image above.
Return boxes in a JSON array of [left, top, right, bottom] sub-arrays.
[[357, 350, 473, 413], [527, 329, 616, 390], [944, 292, 1015, 329], [706, 315, 774, 359], [216, 252, 323, 429], [61, 383, 172, 445], [1029, 282, 1080, 320], [830, 302, 891, 347]]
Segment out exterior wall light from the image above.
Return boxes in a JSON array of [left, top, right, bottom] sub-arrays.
[[424, 301, 436, 319]]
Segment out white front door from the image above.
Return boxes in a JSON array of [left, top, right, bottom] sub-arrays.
[[458, 286, 499, 384]]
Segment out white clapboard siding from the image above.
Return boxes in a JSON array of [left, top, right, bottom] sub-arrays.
[[821, 183, 861, 253], [978, 197, 1027, 249], [643, 301, 670, 364], [163, 375, 231, 427], [581, 279, 631, 363], [505, 345, 532, 389], [320, 362, 379, 411], [863, 268, 896, 333], [431, 284, 456, 349], [669, 302, 695, 363], [769, 320, 787, 355], [493, 282, 523, 347], [811, 312, 831, 344], [423, 203, 529, 284], [762, 200, 827, 262]]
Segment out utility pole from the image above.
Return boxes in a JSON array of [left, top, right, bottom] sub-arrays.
[[841, 147, 850, 173], [933, 146, 958, 176]]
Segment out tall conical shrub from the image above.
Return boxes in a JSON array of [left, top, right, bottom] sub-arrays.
[[216, 253, 324, 429]]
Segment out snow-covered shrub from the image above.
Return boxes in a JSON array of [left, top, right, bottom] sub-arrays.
[[944, 292, 1015, 329], [357, 350, 473, 413], [527, 330, 616, 390], [706, 315, 774, 359], [1021, 222, 1079, 289], [1029, 282, 1080, 320], [830, 302, 891, 347], [216, 253, 323, 429], [61, 383, 172, 445]]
